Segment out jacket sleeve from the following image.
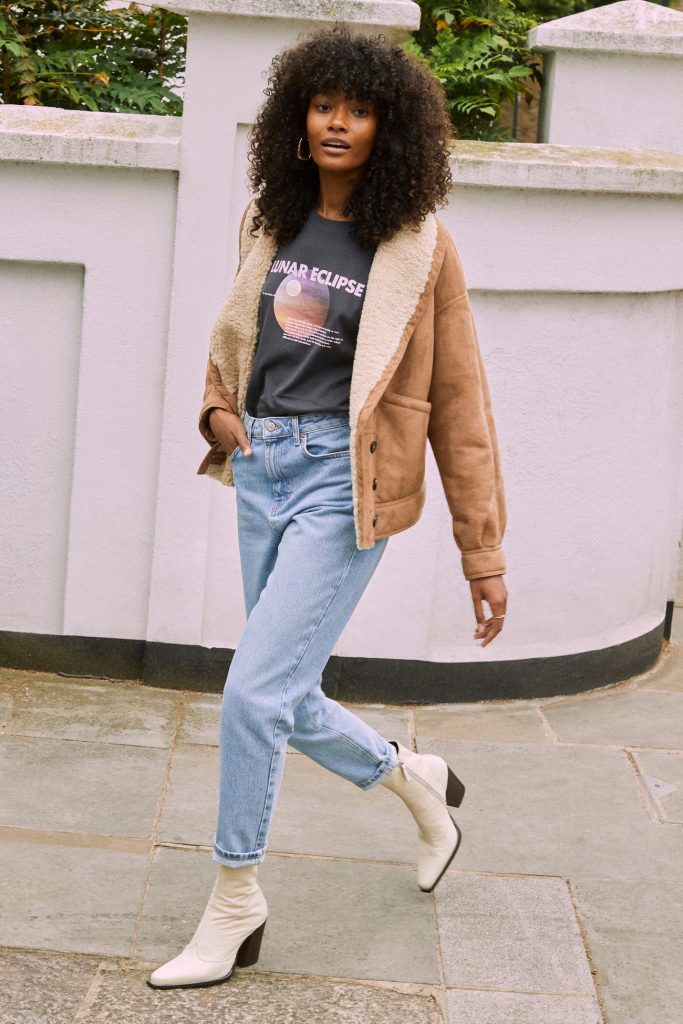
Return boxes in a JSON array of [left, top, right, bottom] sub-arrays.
[[198, 197, 255, 445], [427, 228, 507, 581]]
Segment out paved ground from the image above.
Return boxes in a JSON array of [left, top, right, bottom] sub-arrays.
[[1, 642, 682, 1024]]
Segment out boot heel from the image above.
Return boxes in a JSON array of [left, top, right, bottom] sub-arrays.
[[235, 918, 267, 968], [445, 767, 465, 807]]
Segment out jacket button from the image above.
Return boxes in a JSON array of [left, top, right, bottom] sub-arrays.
[[372, 477, 378, 490], [369, 440, 377, 453], [372, 514, 379, 527]]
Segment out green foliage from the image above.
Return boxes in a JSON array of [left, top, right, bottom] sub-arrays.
[[0, 0, 186, 114], [405, 0, 543, 141]]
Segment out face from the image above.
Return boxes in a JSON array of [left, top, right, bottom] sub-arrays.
[[305, 90, 378, 173]]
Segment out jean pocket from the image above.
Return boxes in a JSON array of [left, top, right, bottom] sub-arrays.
[[301, 427, 351, 460], [228, 443, 241, 460]]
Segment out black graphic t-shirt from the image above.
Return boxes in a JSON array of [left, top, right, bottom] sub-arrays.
[[245, 209, 377, 417]]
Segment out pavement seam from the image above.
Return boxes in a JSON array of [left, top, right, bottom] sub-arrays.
[[129, 693, 188, 959], [429, 884, 449, 1022], [566, 877, 609, 1024], [445, 983, 606, 996], [408, 707, 418, 751], [624, 748, 667, 824], [71, 959, 109, 1023], [536, 704, 559, 742], [1, 730, 173, 749]]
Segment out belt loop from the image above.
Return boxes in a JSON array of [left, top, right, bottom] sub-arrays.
[[245, 413, 253, 444], [293, 415, 300, 446]]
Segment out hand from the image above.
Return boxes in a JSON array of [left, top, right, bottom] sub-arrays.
[[208, 409, 253, 457], [470, 574, 507, 646]]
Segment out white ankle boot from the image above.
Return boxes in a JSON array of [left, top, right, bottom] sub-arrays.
[[381, 740, 465, 892], [147, 862, 268, 989]]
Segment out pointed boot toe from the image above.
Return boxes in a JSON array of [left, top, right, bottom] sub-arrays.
[[147, 863, 268, 990]]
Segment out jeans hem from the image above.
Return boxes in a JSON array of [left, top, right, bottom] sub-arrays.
[[356, 747, 400, 791], [212, 843, 266, 867]]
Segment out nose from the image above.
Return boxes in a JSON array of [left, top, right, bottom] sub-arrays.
[[327, 111, 349, 132]]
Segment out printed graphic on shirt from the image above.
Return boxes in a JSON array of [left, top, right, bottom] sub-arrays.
[[264, 258, 368, 349], [245, 209, 376, 417]]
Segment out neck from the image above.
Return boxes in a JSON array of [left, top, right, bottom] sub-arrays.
[[315, 171, 361, 221]]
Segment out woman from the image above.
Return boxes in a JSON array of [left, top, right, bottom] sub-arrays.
[[148, 23, 508, 991]]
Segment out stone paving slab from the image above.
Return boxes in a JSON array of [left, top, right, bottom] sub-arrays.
[[633, 749, 683, 822], [177, 694, 221, 745], [177, 696, 412, 751], [0, 947, 100, 1024], [158, 742, 417, 865], [0, 690, 11, 727], [541, 690, 683, 748], [254, 854, 441, 985], [447, 988, 602, 1023], [417, 737, 683, 882], [266, 752, 416, 864], [415, 703, 549, 743], [1, 659, 681, 1024], [670, 613, 683, 647], [0, 734, 167, 837], [157, 743, 218, 845], [571, 878, 683, 1024], [133, 846, 213, 963], [338, 705, 412, 748], [435, 873, 595, 995], [635, 643, 683, 692], [4, 677, 179, 747], [137, 847, 440, 985], [0, 838, 148, 955], [82, 963, 442, 1024]]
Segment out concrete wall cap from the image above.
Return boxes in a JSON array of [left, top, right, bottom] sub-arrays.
[[529, 0, 683, 57], [449, 139, 683, 198], [3, 104, 683, 194], [161, 0, 420, 28], [0, 104, 181, 170]]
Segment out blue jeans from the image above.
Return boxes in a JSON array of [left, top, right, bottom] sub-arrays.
[[212, 411, 400, 867]]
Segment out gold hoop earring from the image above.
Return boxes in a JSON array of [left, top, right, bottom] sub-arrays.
[[297, 136, 312, 161]]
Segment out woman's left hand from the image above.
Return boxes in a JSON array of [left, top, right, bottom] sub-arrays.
[[470, 575, 508, 646]]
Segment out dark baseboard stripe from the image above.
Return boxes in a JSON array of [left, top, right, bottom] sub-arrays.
[[663, 599, 674, 642], [0, 621, 665, 703]]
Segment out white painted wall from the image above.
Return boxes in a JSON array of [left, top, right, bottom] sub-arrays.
[[530, 0, 683, 153], [1, 0, 682, 671]]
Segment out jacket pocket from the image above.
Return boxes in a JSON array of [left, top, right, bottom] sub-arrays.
[[380, 391, 432, 414], [375, 391, 432, 501]]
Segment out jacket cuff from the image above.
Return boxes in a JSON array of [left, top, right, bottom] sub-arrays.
[[199, 391, 238, 444], [461, 547, 506, 581]]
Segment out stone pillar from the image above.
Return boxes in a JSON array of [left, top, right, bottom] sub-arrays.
[[145, 1, 420, 648], [529, 0, 683, 154]]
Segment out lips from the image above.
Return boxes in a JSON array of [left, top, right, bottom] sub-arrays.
[[321, 138, 350, 150]]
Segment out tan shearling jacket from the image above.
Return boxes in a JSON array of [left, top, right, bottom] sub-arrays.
[[197, 196, 507, 581]]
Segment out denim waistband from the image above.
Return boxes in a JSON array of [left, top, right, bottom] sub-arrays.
[[243, 410, 350, 443]]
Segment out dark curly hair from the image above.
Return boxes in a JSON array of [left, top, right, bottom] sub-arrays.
[[246, 22, 454, 251]]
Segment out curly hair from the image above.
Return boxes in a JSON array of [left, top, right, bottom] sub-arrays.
[[246, 22, 454, 251]]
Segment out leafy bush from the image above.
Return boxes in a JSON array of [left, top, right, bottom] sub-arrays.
[[0, 0, 186, 113], [405, 0, 543, 141]]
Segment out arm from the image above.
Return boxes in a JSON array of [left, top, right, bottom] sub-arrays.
[[198, 196, 257, 444], [427, 228, 507, 582]]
